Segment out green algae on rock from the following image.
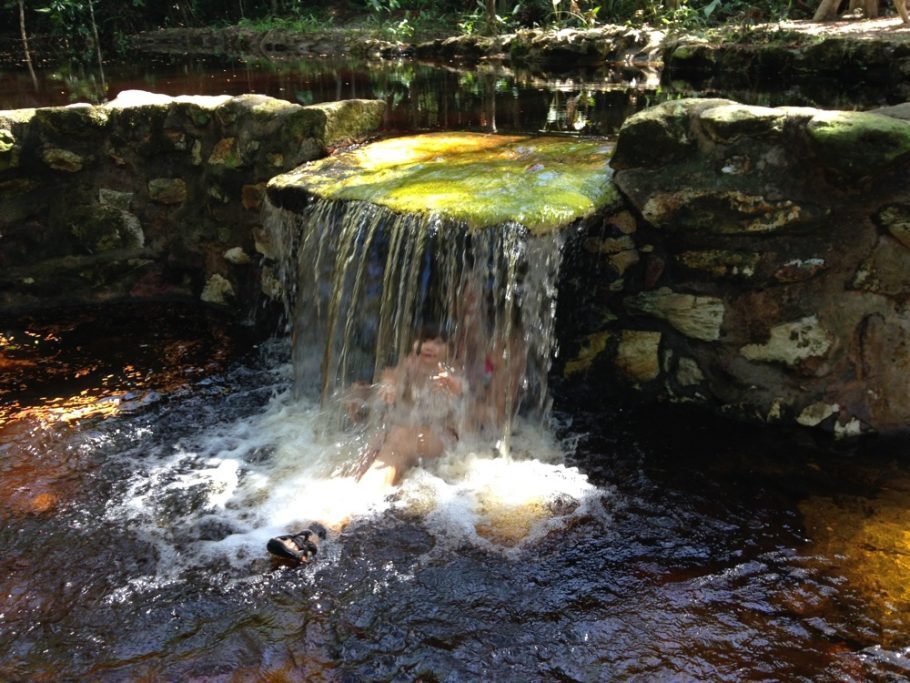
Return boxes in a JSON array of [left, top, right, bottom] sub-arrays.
[[267, 132, 617, 234], [806, 110, 910, 179]]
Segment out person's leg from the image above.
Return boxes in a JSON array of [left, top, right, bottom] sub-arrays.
[[357, 425, 445, 491], [267, 427, 445, 564]]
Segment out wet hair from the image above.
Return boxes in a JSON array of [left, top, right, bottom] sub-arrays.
[[416, 321, 447, 343]]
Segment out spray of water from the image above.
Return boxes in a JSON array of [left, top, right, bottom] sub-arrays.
[[106, 195, 606, 576]]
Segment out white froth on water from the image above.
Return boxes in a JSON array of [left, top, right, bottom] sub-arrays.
[[106, 356, 606, 577], [401, 431, 604, 557]]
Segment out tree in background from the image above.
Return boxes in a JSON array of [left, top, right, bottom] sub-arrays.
[[16, 0, 38, 88]]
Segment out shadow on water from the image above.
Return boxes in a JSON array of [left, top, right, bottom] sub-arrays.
[[2, 304, 910, 680]]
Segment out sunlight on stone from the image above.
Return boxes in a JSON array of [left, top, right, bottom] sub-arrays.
[[268, 132, 617, 233]]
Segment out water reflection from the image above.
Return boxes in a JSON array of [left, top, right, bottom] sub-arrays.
[[1, 52, 902, 136], [0, 53, 655, 135]]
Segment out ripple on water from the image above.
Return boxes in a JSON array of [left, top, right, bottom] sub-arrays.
[[7, 309, 910, 680]]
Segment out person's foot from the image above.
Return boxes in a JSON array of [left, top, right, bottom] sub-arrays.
[[266, 523, 327, 565]]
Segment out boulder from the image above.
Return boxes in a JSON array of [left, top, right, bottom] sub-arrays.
[[560, 97, 910, 436]]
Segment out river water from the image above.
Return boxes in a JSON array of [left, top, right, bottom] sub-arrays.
[[2, 54, 910, 680], [4, 303, 910, 680], [0, 51, 902, 130]]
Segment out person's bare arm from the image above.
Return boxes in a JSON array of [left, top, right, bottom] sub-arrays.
[[377, 363, 405, 404], [431, 368, 464, 396]]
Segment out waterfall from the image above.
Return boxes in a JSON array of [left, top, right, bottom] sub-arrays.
[[266, 196, 565, 459]]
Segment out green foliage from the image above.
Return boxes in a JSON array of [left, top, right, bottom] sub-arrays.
[[549, 0, 601, 28], [237, 12, 336, 33], [457, 0, 522, 35], [0, 0, 816, 66], [362, 7, 453, 41], [597, 0, 808, 29], [365, 0, 402, 13], [46, 63, 107, 103], [35, 0, 96, 61]]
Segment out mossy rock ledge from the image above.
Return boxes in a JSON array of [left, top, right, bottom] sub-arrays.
[[0, 90, 385, 315], [558, 97, 910, 437], [266, 132, 618, 235], [663, 32, 910, 101]]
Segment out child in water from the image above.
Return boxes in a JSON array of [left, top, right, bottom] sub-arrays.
[[267, 324, 466, 565]]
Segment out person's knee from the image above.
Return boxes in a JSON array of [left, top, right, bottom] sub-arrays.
[[377, 428, 416, 467]]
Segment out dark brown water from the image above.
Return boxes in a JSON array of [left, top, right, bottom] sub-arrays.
[[2, 304, 910, 680], [0, 53, 902, 135]]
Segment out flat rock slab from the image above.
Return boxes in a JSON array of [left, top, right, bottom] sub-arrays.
[[267, 132, 617, 234]]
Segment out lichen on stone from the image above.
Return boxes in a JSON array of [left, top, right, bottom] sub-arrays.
[[268, 132, 616, 234], [624, 287, 725, 341], [698, 103, 785, 143], [223, 246, 250, 264], [42, 147, 85, 173], [200, 273, 235, 305], [98, 188, 133, 211], [148, 177, 188, 205], [877, 204, 910, 250], [676, 357, 705, 387], [66, 203, 145, 254], [740, 315, 832, 367], [641, 189, 813, 234], [0, 128, 17, 172], [796, 401, 839, 427], [615, 329, 661, 383], [564, 331, 612, 376], [208, 137, 242, 168], [675, 249, 759, 279]]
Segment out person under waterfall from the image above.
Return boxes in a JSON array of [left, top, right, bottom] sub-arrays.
[[266, 323, 467, 565]]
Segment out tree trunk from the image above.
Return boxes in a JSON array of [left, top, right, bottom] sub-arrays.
[[485, 0, 497, 33], [87, 0, 106, 91], [813, 0, 840, 20], [18, 0, 38, 90]]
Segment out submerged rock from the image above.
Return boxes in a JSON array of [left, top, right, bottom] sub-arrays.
[[267, 132, 617, 234]]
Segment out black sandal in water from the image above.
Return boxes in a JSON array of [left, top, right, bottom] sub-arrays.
[[266, 523, 327, 565]]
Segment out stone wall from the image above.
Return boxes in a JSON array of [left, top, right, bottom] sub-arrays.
[[0, 91, 385, 315], [130, 25, 667, 68], [558, 98, 910, 436], [663, 36, 910, 102]]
